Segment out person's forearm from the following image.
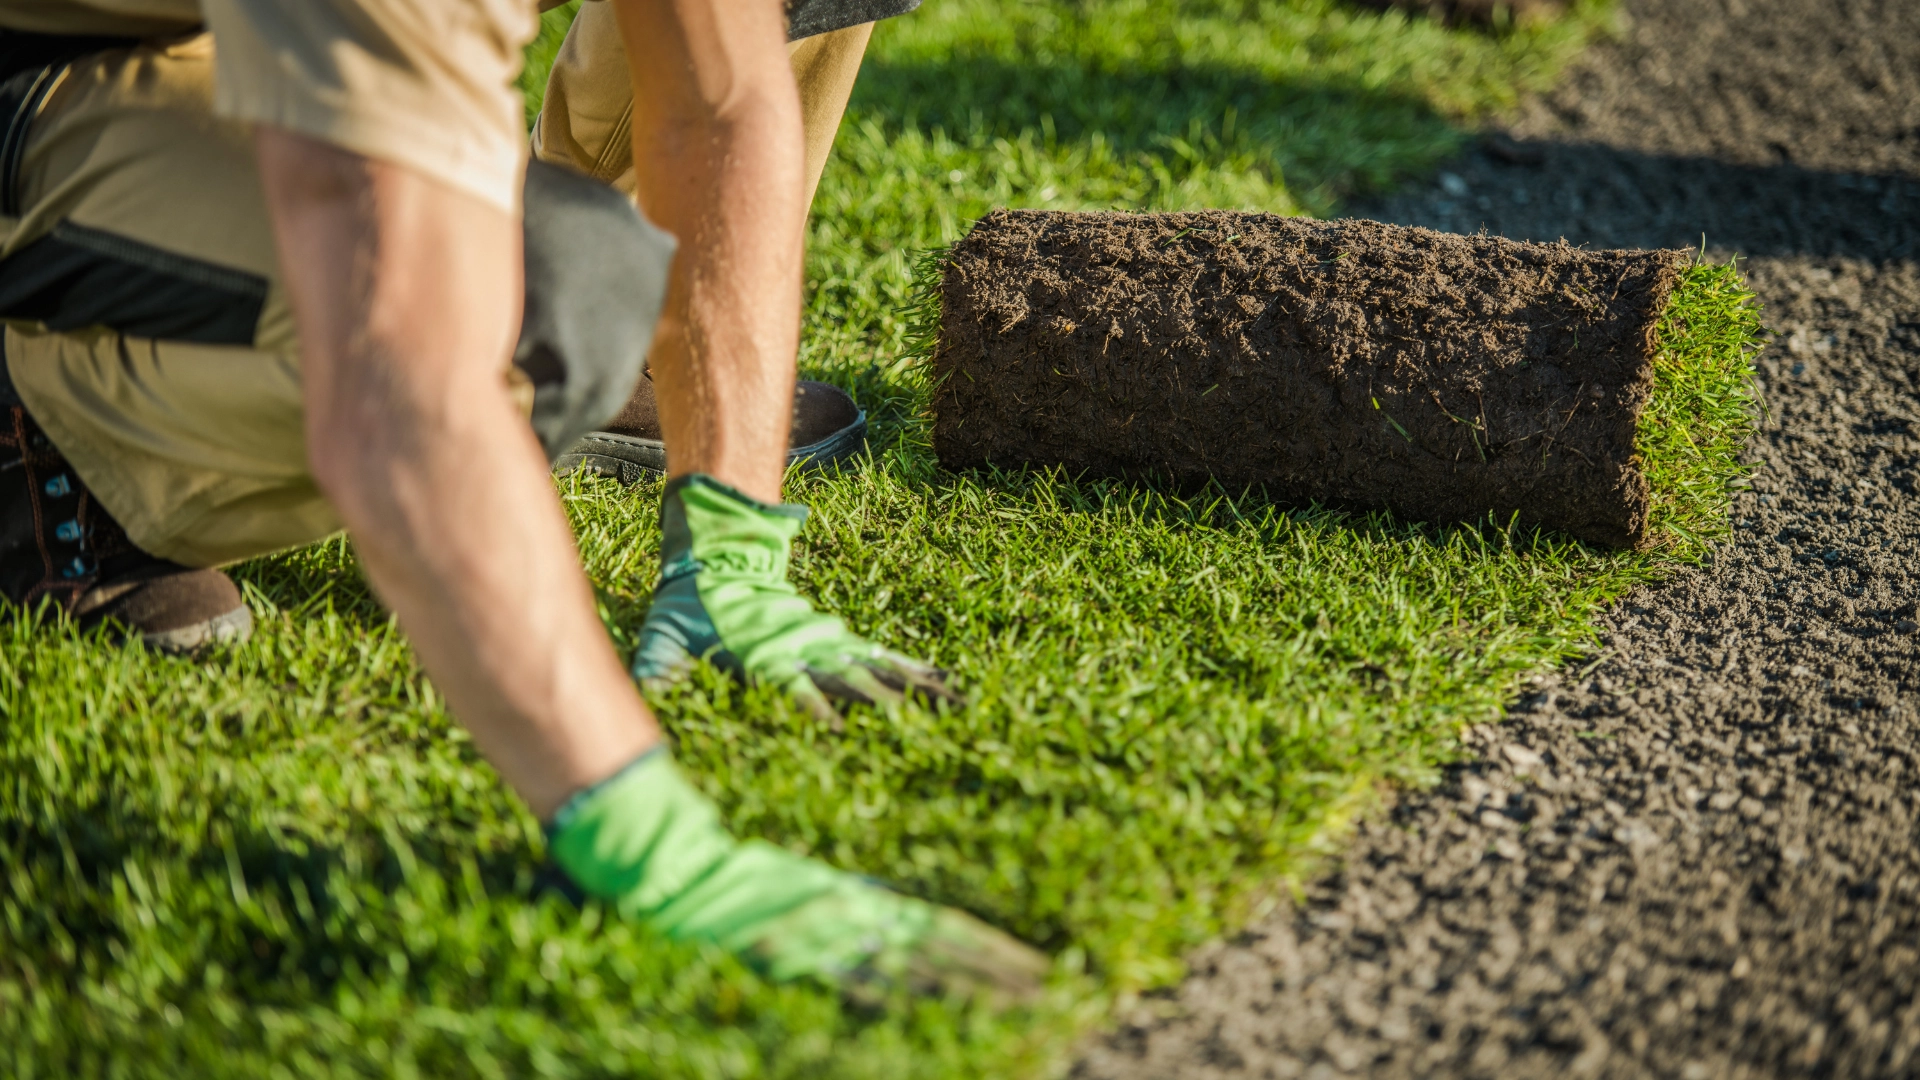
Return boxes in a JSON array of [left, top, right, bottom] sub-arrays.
[[255, 130, 659, 818], [616, 0, 806, 505]]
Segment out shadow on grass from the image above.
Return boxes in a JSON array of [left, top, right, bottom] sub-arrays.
[[3, 809, 552, 991], [860, 442, 1628, 569], [1356, 137, 1920, 263], [227, 534, 387, 629]]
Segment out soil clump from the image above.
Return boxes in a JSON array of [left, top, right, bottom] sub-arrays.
[[1073, 0, 1920, 1076], [935, 212, 1685, 549]]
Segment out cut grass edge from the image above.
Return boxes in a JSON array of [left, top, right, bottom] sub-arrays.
[[1636, 253, 1768, 559]]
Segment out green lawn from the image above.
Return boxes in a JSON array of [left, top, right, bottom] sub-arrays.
[[1, 3, 1764, 1077]]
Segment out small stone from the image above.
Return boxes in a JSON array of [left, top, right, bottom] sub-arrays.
[[1439, 172, 1470, 196], [1504, 743, 1545, 769], [1614, 823, 1660, 851]]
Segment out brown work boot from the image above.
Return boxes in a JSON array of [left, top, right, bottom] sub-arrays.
[[0, 405, 252, 652], [554, 373, 868, 484]]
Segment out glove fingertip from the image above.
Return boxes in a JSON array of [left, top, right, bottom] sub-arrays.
[[631, 656, 693, 686], [871, 654, 963, 703], [802, 666, 877, 706], [787, 677, 845, 728]]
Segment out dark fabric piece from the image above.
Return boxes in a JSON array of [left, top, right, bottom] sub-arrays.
[[0, 31, 142, 80], [517, 158, 677, 462], [0, 222, 269, 344], [1, 31, 142, 216], [0, 401, 134, 609], [0, 334, 19, 407], [0, 34, 268, 346], [785, 0, 919, 40]]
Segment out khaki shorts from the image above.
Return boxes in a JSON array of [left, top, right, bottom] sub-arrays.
[[534, 3, 873, 213], [0, 20, 873, 568]]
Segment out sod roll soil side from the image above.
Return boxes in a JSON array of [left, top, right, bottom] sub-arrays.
[[931, 210, 1689, 549]]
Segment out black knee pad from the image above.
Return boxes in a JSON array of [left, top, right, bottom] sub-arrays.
[[517, 159, 676, 463], [785, 0, 921, 39]]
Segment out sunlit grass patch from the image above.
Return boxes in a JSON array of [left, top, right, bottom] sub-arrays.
[[1638, 257, 1768, 557], [0, 3, 1681, 1077]]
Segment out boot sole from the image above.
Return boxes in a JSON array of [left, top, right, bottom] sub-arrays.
[[554, 410, 868, 485], [142, 603, 253, 654]]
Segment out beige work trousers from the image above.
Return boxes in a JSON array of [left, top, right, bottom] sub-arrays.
[[533, 4, 873, 212], [4, 18, 874, 568]]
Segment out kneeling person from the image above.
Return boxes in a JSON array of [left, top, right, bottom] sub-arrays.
[[0, 0, 1041, 1003]]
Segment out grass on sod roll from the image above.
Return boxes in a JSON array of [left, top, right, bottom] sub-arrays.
[[1636, 257, 1769, 559], [1, 2, 1765, 1077]]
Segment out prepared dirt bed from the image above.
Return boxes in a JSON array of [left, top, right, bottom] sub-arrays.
[[1075, 0, 1920, 1077], [932, 212, 1756, 551]]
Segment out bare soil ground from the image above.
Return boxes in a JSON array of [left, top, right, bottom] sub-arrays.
[[1074, 1, 1920, 1076]]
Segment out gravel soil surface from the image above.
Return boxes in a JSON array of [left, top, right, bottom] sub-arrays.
[[1075, 1, 1920, 1076]]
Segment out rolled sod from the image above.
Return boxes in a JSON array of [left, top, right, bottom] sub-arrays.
[[927, 210, 1761, 551]]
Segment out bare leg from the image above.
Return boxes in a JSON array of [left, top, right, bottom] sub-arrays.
[[614, 0, 807, 504], [536, 11, 877, 492], [256, 131, 660, 818]]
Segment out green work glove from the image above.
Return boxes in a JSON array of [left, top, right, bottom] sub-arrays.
[[546, 750, 1048, 1003], [630, 475, 956, 719]]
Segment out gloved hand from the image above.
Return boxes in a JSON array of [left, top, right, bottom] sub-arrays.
[[630, 475, 957, 719], [546, 750, 1047, 1004]]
